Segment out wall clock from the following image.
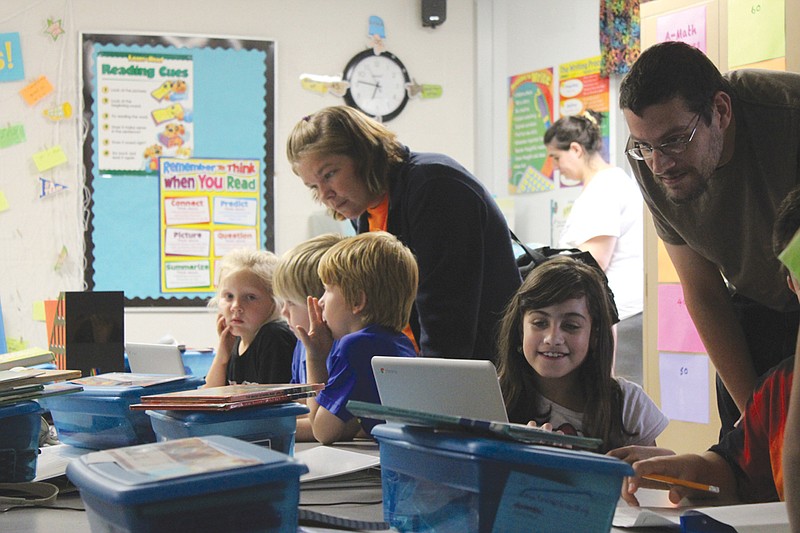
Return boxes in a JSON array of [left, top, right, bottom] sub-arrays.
[[342, 49, 410, 122]]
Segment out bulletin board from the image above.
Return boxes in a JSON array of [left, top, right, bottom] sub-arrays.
[[80, 33, 275, 306]]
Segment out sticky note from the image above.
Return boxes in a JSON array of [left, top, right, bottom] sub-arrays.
[[0, 123, 25, 148], [0, 32, 25, 82], [32, 301, 46, 321], [300, 76, 329, 95], [0, 190, 8, 212], [778, 229, 800, 280], [421, 84, 443, 99], [32, 145, 68, 171], [6, 338, 27, 352], [20, 75, 54, 106]]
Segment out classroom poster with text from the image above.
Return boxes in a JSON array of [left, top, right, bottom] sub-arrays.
[[508, 68, 554, 194], [159, 157, 260, 293], [82, 33, 274, 306], [96, 52, 194, 174], [557, 56, 610, 186]]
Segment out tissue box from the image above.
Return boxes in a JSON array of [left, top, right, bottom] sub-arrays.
[[372, 423, 633, 533], [66, 435, 308, 533], [0, 400, 43, 482], [40, 374, 204, 449], [146, 401, 309, 455]]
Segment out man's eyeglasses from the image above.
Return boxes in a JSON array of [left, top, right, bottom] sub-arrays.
[[627, 113, 702, 161]]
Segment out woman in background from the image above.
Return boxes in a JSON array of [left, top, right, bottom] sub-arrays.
[[545, 111, 644, 377]]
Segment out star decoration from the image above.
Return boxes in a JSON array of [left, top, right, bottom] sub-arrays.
[[44, 18, 65, 41]]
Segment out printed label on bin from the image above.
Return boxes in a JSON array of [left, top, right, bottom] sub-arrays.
[[86, 437, 261, 481], [491, 471, 597, 532]]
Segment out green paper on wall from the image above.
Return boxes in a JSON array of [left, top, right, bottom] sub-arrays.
[[778, 229, 800, 280], [0, 124, 26, 148]]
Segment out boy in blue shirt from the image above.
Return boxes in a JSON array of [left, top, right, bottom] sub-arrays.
[[295, 231, 417, 444]]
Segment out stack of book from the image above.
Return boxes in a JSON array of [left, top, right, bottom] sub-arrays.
[[0, 347, 56, 371], [131, 383, 325, 411], [0, 368, 84, 407]]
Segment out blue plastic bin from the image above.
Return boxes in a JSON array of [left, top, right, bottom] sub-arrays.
[[372, 423, 634, 533], [0, 400, 43, 482], [39, 376, 204, 450], [66, 435, 308, 533], [146, 401, 309, 455]]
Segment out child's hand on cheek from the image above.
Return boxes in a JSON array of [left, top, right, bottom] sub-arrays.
[[215, 313, 236, 362], [295, 296, 334, 361]]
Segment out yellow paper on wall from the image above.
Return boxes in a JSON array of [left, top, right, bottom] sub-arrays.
[[32, 301, 46, 321], [32, 145, 68, 171]]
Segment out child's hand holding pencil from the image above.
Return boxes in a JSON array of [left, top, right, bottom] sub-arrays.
[[641, 474, 720, 494]]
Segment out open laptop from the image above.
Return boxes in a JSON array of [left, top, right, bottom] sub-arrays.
[[368, 356, 603, 450], [371, 356, 509, 422], [125, 343, 187, 375]]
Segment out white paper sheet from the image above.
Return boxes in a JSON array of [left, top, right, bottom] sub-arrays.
[[34, 444, 91, 481], [294, 446, 380, 483]]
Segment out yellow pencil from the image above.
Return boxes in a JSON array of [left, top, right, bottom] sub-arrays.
[[643, 474, 720, 494]]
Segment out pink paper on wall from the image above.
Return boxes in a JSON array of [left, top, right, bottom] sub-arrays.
[[657, 283, 706, 353], [656, 5, 707, 53]]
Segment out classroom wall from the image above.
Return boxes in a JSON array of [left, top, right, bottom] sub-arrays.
[[0, 0, 478, 350]]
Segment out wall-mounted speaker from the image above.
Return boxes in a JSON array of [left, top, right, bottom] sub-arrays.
[[422, 0, 446, 28]]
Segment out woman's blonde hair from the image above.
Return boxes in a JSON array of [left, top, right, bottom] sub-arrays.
[[286, 106, 406, 220], [273, 233, 345, 304], [208, 248, 282, 323], [318, 231, 417, 332]]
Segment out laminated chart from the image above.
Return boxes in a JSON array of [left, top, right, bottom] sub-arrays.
[[95, 52, 194, 174]]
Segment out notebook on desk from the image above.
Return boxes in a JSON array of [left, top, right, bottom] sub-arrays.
[[371, 356, 509, 422], [125, 343, 187, 375]]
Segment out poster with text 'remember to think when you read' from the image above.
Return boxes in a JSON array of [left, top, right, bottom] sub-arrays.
[[508, 68, 554, 194], [160, 157, 260, 293], [97, 52, 194, 174], [558, 55, 610, 186]]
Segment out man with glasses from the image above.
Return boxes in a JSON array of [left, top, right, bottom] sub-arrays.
[[619, 41, 800, 439]]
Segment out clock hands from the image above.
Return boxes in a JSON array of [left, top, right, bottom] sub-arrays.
[[357, 79, 382, 99]]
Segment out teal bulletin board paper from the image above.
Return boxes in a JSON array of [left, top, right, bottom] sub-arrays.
[[778, 229, 800, 280], [0, 32, 24, 82], [84, 35, 272, 304], [0, 123, 25, 148], [0, 297, 6, 354]]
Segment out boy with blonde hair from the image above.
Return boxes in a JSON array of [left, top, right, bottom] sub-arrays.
[[296, 231, 417, 444], [273, 233, 345, 385]]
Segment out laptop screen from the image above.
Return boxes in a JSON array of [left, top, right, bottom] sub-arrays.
[[371, 356, 509, 423], [125, 343, 187, 375]]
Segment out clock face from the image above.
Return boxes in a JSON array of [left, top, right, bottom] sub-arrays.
[[343, 51, 410, 122]]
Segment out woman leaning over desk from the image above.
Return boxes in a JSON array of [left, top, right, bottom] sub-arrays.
[[287, 105, 521, 360]]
